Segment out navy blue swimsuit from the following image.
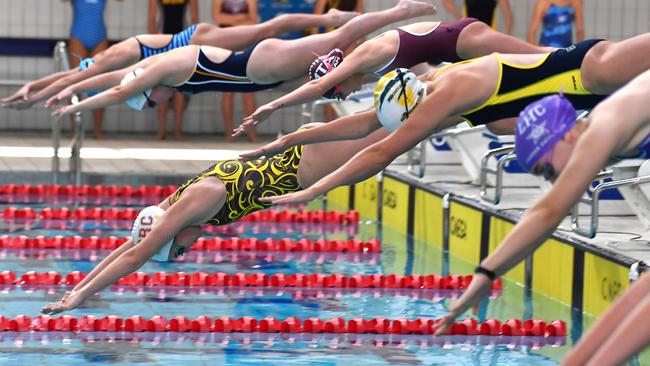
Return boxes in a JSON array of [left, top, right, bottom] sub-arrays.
[[613, 134, 650, 161], [174, 46, 282, 94]]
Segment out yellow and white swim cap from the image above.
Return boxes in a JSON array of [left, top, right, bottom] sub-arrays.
[[374, 68, 427, 132]]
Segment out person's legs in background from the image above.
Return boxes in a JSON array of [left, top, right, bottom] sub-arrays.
[[221, 92, 235, 142], [89, 39, 109, 140], [242, 93, 258, 142], [222, 92, 259, 142], [172, 92, 186, 140], [156, 100, 170, 140]]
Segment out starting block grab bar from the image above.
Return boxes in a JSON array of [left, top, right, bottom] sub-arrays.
[[571, 172, 650, 238], [479, 146, 515, 205]]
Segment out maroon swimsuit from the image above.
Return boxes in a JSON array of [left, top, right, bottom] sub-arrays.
[[373, 18, 478, 76]]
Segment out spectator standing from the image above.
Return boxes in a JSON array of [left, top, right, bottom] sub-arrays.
[[527, 0, 584, 48], [64, 0, 121, 139], [148, 0, 199, 140], [212, 0, 259, 142], [442, 0, 513, 34]]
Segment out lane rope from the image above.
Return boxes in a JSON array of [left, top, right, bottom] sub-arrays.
[[0, 236, 380, 253], [1, 207, 360, 224], [3, 271, 503, 291], [1, 315, 566, 337]]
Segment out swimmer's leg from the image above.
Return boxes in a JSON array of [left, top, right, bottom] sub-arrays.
[[456, 21, 553, 59], [582, 33, 650, 94], [195, 10, 358, 51], [247, 0, 435, 82]]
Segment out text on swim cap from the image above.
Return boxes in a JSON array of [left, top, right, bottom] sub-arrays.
[[518, 103, 546, 135], [138, 216, 154, 240]]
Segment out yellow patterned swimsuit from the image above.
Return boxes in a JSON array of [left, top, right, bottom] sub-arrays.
[[174, 144, 304, 225]]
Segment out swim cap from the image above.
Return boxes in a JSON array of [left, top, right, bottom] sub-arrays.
[[78, 58, 101, 97], [131, 205, 174, 262], [515, 94, 578, 172], [374, 68, 427, 132], [78, 57, 94, 71], [308, 48, 344, 99], [121, 68, 153, 111]]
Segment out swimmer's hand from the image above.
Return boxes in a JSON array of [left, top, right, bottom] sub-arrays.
[[239, 138, 287, 160], [1, 83, 32, 108], [45, 89, 73, 108], [234, 103, 277, 136], [432, 274, 493, 335], [258, 188, 320, 205], [50, 105, 72, 120], [41, 290, 85, 315]]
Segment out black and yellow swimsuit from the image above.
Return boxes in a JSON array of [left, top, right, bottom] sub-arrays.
[[441, 39, 608, 126], [174, 144, 304, 225]]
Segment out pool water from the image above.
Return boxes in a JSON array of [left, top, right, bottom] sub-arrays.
[[0, 199, 574, 365]]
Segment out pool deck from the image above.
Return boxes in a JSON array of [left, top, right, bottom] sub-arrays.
[[0, 131, 647, 267]]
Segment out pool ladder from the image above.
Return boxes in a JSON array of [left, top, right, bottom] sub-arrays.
[[51, 41, 83, 186]]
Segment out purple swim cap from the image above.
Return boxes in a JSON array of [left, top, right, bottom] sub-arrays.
[[515, 94, 578, 172], [308, 48, 344, 99]]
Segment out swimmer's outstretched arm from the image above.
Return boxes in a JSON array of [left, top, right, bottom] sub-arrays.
[[563, 273, 650, 366], [40, 191, 210, 315], [29, 67, 107, 107], [238, 47, 379, 134], [48, 61, 170, 118], [433, 71, 650, 335], [259, 77, 471, 205], [45, 64, 149, 108], [0, 70, 75, 108], [240, 109, 381, 159]]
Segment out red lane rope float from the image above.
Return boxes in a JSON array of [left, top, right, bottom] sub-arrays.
[[0, 236, 380, 253], [4, 271, 503, 291], [0, 208, 360, 224], [0, 315, 566, 337], [3, 249, 381, 266], [0, 184, 177, 198]]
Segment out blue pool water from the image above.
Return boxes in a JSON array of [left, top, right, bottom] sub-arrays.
[[0, 200, 572, 365]]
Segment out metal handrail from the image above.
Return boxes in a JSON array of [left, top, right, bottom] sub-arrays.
[[406, 142, 426, 178], [479, 146, 515, 204], [571, 172, 650, 238], [52, 41, 83, 186]]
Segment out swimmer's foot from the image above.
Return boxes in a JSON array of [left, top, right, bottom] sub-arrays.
[[174, 132, 185, 141], [94, 131, 106, 140], [397, 0, 437, 17], [155, 131, 166, 140], [327, 9, 360, 28]]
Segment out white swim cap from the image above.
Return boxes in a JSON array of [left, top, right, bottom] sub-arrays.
[[121, 68, 153, 111], [374, 68, 427, 132], [131, 205, 174, 262]]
